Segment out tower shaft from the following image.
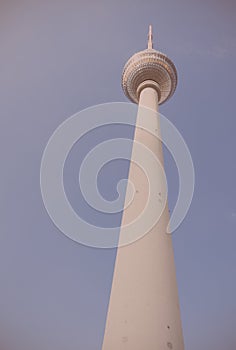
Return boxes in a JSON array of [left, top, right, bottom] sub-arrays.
[[102, 87, 184, 349]]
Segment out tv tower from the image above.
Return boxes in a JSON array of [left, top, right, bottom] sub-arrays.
[[102, 26, 184, 350]]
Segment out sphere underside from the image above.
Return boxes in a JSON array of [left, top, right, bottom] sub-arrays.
[[122, 49, 177, 105]]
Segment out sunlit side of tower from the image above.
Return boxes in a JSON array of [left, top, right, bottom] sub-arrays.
[[102, 26, 184, 350]]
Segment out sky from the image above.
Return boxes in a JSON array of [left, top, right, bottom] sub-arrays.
[[0, 0, 236, 349]]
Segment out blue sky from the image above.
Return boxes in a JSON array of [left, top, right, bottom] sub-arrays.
[[0, 0, 236, 349]]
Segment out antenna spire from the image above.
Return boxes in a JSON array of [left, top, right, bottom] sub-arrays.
[[148, 25, 153, 49]]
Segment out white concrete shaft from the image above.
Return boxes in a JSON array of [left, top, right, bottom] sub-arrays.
[[102, 87, 184, 350]]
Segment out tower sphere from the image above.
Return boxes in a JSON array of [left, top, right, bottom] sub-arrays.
[[122, 28, 177, 105]]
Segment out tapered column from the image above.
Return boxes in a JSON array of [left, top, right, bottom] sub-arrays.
[[102, 86, 184, 349]]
